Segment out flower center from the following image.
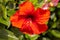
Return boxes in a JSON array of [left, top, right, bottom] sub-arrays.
[[26, 14, 35, 21]]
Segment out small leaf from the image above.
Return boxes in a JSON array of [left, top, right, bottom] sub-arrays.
[[53, 16, 57, 22], [51, 22, 57, 28], [36, 0, 44, 8], [31, 35, 39, 40], [50, 13, 55, 20], [25, 34, 39, 40], [50, 13, 57, 22], [38, 1, 44, 7], [30, 0, 38, 5], [50, 7, 55, 11], [0, 17, 10, 27], [7, 9, 15, 16]]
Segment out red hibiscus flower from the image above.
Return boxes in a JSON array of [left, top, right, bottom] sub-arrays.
[[10, 1, 50, 34]]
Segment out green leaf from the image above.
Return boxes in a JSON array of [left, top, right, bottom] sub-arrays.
[[53, 16, 57, 22], [7, 9, 15, 16], [47, 0, 51, 2], [0, 4, 7, 19], [50, 13, 55, 19], [10, 27, 24, 40], [19, 35, 25, 40], [0, 0, 8, 4], [0, 29, 18, 40], [0, 0, 15, 3], [0, 17, 10, 27], [35, 0, 44, 8], [31, 35, 39, 40], [50, 30, 60, 38], [50, 13, 57, 22], [25, 34, 39, 40], [57, 3, 60, 8], [51, 22, 57, 28], [50, 7, 55, 11], [30, 0, 38, 5], [57, 9, 60, 17], [10, 27, 23, 37], [38, 1, 44, 7], [42, 37, 50, 40]]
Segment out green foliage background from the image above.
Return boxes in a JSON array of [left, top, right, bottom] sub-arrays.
[[0, 0, 60, 40]]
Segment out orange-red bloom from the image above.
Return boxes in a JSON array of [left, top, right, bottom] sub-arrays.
[[10, 1, 50, 34]]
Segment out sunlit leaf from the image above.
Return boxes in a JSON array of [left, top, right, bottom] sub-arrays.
[[42, 37, 50, 40], [0, 4, 7, 19], [25, 34, 39, 40], [30, 0, 38, 5], [0, 17, 10, 27], [50, 13, 57, 22]]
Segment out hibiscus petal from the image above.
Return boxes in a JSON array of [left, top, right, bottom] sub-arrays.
[[10, 10, 25, 28], [37, 24, 48, 33], [20, 24, 34, 34], [20, 19, 34, 34], [35, 8, 50, 24], [20, 19, 48, 34], [11, 19, 25, 28], [19, 1, 34, 15], [10, 10, 19, 22], [30, 22, 41, 34], [30, 22, 48, 34], [20, 19, 40, 34], [20, 19, 47, 34]]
